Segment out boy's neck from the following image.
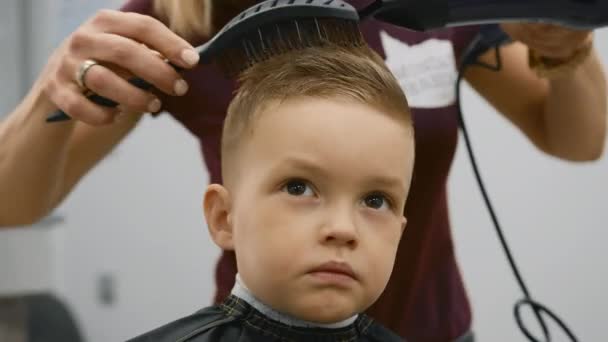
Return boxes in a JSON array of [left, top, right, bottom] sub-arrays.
[[231, 274, 359, 329]]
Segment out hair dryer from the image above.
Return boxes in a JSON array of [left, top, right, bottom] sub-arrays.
[[362, 0, 608, 31]]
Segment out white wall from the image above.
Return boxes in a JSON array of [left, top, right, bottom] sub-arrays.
[[0, 0, 24, 117], [0, 229, 55, 295], [1, 1, 607, 340]]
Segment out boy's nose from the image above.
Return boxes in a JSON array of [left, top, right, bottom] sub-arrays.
[[321, 208, 359, 248]]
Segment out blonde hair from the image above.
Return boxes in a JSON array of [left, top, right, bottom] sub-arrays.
[[221, 43, 412, 183], [153, 0, 211, 39]]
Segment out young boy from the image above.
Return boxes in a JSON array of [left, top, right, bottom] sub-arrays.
[[129, 42, 414, 341]]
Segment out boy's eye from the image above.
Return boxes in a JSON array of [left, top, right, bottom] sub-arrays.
[[364, 193, 390, 210], [283, 180, 314, 196]]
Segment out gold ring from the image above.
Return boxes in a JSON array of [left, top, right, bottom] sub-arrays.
[[75, 59, 99, 91]]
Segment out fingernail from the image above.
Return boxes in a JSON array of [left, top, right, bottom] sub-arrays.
[[174, 79, 189, 96], [181, 49, 199, 66], [148, 98, 162, 113]]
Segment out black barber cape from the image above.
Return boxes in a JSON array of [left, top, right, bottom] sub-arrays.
[[127, 295, 404, 342]]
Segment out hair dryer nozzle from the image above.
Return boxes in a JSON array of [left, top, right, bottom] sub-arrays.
[[367, 0, 608, 31]]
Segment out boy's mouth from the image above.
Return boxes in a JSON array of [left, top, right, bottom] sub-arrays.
[[308, 261, 358, 283]]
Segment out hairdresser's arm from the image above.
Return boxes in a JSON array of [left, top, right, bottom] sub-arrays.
[[464, 24, 607, 161], [0, 10, 199, 227], [0, 90, 142, 227]]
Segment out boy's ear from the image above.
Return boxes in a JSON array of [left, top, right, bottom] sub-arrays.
[[203, 184, 234, 250]]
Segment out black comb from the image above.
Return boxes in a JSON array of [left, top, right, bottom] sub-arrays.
[[46, 0, 361, 122]]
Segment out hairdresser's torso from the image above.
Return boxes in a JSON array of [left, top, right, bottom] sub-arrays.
[[121, 0, 478, 340]]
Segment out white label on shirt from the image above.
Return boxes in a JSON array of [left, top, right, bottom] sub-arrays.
[[380, 31, 458, 108]]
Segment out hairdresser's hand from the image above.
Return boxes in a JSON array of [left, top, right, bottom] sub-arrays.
[[39, 9, 200, 125], [500, 23, 593, 60]]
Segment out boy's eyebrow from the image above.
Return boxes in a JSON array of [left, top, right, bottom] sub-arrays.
[[277, 156, 407, 194], [365, 177, 408, 196], [277, 156, 328, 176]]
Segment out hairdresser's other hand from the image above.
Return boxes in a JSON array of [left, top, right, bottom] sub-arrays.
[[500, 22, 593, 60], [39, 9, 200, 126]]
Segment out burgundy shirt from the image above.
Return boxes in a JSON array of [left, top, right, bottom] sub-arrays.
[[121, 1, 479, 340]]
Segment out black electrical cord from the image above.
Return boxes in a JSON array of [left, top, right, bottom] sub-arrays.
[[456, 41, 579, 342]]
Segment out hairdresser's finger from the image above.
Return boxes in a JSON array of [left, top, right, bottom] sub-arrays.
[[531, 44, 579, 59], [89, 10, 199, 68], [501, 22, 592, 58], [81, 33, 185, 96], [524, 27, 589, 48], [48, 82, 120, 126], [78, 62, 161, 113], [520, 37, 586, 59]]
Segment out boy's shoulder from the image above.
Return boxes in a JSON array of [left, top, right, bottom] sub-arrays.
[[127, 295, 404, 341], [126, 304, 238, 342]]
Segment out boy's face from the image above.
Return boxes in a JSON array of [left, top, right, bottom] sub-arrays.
[[206, 97, 414, 323]]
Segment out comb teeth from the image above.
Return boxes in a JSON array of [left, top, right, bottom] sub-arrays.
[[216, 17, 364, 77]]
